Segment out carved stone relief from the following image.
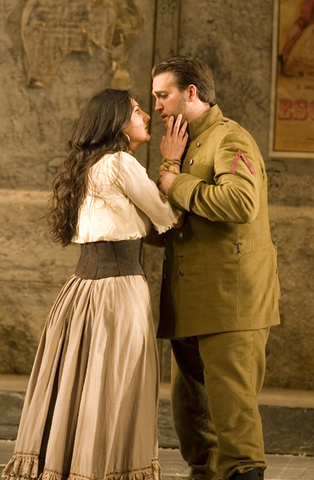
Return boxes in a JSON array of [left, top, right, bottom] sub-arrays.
[[154, 0, 180, 63], [21, 0, 144, 88]]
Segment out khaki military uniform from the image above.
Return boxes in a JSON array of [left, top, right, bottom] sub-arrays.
[[157, 105, 280, 480]]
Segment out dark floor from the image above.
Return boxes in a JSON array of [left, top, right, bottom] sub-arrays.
[[159, 447, 314, 480], [1, 376, 314, 479], [1, 440, 314, 480]]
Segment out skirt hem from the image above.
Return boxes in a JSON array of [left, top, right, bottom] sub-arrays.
[[2, 454, 161, 480]]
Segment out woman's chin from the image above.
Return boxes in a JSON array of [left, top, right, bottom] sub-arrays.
[[131, 135, 151, 151]]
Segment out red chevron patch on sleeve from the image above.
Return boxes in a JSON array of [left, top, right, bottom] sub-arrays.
[[230, 149, 256, 174]]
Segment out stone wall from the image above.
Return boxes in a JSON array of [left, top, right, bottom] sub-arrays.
[[0, 0, 314, 390]]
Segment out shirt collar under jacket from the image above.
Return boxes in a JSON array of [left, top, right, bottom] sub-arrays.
[[188, 104, 223, 141]]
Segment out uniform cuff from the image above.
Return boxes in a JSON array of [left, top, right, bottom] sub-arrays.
[[168, 173, 205, 211]]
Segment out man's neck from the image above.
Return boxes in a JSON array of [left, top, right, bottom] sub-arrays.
[[187, 101, 210, 123]]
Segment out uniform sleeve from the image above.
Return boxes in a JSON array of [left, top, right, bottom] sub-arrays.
[[168, 131, 265, 224], [109, 152, 182, 233]]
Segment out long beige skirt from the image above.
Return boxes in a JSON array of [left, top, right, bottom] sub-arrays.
[[2, 274, 160, 480]]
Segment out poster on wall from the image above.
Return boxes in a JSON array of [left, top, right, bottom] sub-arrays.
[[270, 0, 314, 158]]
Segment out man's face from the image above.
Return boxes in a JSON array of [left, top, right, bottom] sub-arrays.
[[152, 72, 188, 127]]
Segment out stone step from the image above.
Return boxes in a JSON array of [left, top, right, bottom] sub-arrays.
[[1, 377, 314, 456]]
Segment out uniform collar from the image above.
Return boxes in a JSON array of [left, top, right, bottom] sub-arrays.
[[188, 104, 223, 141]]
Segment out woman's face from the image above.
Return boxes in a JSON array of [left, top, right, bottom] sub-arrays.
[[124, 98, 150, 151]]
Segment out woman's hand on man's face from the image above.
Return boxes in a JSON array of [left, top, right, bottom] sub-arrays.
[[160, 114, 188, 160]]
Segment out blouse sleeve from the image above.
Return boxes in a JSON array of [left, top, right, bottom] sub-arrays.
[[108, 152, 182, 233]]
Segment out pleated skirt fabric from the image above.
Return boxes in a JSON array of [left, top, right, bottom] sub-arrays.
[[2, 274, 160, 480]]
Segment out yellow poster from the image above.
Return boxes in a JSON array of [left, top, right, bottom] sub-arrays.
[[270, 0, 314, 157]]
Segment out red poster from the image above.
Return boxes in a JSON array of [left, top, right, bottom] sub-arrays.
[[270, 0, 314, 157]]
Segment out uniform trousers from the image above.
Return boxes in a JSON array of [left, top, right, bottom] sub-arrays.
[[170, 328, 269, 480]]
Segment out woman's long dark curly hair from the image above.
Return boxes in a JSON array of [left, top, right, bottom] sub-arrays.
[[47, 89, 133, 247]]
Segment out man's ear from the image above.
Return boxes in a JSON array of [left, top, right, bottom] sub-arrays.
[[187, 84, 197, 102]]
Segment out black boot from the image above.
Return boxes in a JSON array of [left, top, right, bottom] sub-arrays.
[[230, 468, 264, 480]]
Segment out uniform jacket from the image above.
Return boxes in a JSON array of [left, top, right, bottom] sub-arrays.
[[158, 105, 281, 339]]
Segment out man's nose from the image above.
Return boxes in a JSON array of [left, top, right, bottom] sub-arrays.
[[154, 99, 162, 111]]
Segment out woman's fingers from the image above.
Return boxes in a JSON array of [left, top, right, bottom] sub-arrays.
[[166, 115, 175, 136], [167, 115, 188, 139], [160, 115, 188, 158], [180, 120, 188, 137], [173, 114, 183, 135]]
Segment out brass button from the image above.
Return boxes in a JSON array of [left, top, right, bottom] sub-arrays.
[[163, 272, 168, 279], [196, 142, 201, 148], [178, 270, 184, 276], [189, 158, 194, 165], [179, 232, 184, 238]]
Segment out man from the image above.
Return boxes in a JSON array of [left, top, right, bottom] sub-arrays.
[[152, 56, 280, 480]]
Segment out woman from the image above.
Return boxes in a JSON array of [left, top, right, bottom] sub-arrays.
[[2, 89, 187, 480]]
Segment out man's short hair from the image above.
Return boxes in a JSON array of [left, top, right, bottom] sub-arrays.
[[152, 55, 216, 106]]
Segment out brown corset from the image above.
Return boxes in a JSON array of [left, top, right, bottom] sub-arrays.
[[75, 239, 144, 280]]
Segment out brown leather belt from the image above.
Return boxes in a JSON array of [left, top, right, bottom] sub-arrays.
[[75, 239, 144, 279]]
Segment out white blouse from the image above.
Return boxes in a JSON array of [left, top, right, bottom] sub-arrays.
[[72, 151, 180, 243]]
